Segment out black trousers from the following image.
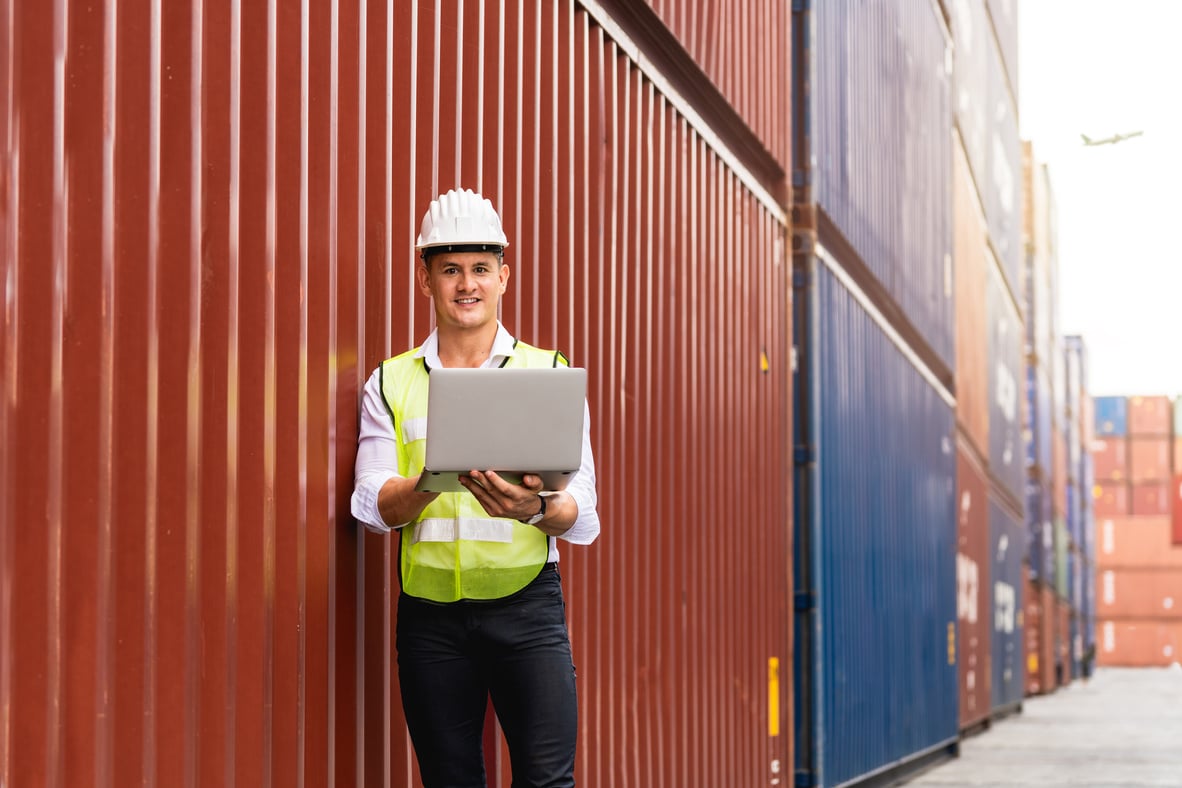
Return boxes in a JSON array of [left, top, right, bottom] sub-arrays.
[[396, 564, 577, 788]]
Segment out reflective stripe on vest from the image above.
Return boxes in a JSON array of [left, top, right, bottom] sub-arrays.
[[379, 341, 570, 602]]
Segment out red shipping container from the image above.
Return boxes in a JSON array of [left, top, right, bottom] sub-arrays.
[[1024, 573, 1057, 696], [1131, 482, 1171, 516], [1097, 568, 1182, 619], [1093, 481, 1130, 517], [1174, 439, 1182, 477], [1091, 437, 1128, 482], [1129, 437, 1172, 483], [956, 444, 991, 729], [1097, 516, 1182, 570], [1098, 619, 1182, 667], [1173, 476, 1182, 546], [1128, 395, 1172, 436]]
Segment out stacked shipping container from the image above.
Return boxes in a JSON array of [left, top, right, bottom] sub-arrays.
[[792, 1, 963, 784], [1063, 336, 1096, 679], [947, 0, 1027, 732], [1093, 395, 1182, 667], [1021, 142, 1084, 694]]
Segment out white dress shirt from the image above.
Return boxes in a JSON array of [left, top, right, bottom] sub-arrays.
[[351, 323, 600, 561]]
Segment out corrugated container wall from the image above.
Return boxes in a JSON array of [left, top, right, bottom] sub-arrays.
[[0, 3, 794, 787], [637, 0, 791, 169], [986, 251, 1024, 504], [809, 0, 954, 370], [794, 256, 957, 788], [990, 496, 1025, 712], [953, 138, 989, 455], [957, 444, 992, 730], [982, 24, 1022, 302], [985, 0, 1018, 106]]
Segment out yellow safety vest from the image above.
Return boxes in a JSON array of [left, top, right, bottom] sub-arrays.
[[379, 341, 570, 602]]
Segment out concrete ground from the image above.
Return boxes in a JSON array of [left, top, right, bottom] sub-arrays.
[[905, 667, 1182, 788]]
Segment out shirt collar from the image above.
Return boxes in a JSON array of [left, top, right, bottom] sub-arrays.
[[415, 322, 517, 369]]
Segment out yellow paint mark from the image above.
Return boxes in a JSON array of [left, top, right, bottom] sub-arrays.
[[768, 657, 780, 737], [947, 622, 956, 665], [760, 350, 770, 373], [1028, 654, 1039, 673]]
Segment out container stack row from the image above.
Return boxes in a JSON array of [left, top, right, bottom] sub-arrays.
[[1021, 142, 1070, 696], [1093, 396, 1182, 666], [1063, 336, 1097, 680], [793, 2, 1028, 784], [948, 0, 1026, 734]]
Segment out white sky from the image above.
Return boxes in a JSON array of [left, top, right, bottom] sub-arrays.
[[1018, 0, 1182, 397]]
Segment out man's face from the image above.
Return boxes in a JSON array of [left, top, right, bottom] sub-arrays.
[[417, 250, 509, 331]]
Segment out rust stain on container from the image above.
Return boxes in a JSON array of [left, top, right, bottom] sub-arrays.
[[1, 2, 792, 787]]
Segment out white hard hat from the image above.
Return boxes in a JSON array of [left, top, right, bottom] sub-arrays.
[[415, 188, 509, 254]]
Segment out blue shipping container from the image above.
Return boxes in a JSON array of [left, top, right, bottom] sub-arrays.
[[1094, 396, 1128, 437], [1025, 363, 1053, 475], [1026, 480, 1054, 584], [987, 256, 1024, 503], [809, 0, 954, 369], [990, 497, 1025, 712], [794, 254, 958, 788], [984, 37, 1023, 303], [1066, 481, 1081, 546]]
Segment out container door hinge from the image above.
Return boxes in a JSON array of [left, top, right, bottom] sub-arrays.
[[794, 591, 816, 611]]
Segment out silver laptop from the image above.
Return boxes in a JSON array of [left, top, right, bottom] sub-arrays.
[[413, 367, 587, 493]]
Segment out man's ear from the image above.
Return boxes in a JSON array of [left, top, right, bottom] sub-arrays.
[[416, 261, 433, 297]]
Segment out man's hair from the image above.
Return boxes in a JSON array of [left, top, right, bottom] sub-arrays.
[[420, 244, 505, 264]]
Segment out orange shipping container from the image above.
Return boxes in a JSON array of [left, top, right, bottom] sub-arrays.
[[1098, 619, 1182, 667], [953, 143, 990, 456], [1129, 436, 1172, 483], [1131, 482, 1171, 517], [1091, 437, 1128, 482], [1097, 516, 1182, 570], [1128, 395, 1172, 436], [1174, 438, 1182, 477], [1093, 481, 1130, 518], [1097, 568, 1182, 619]]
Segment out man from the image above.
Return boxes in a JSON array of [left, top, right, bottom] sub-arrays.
[[351, 188, 600, 787]]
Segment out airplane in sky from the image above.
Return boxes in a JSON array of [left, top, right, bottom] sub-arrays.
[[1081, 131, 1144, 146]]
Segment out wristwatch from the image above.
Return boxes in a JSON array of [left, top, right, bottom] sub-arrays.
[[521, 494, 547, 525]]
